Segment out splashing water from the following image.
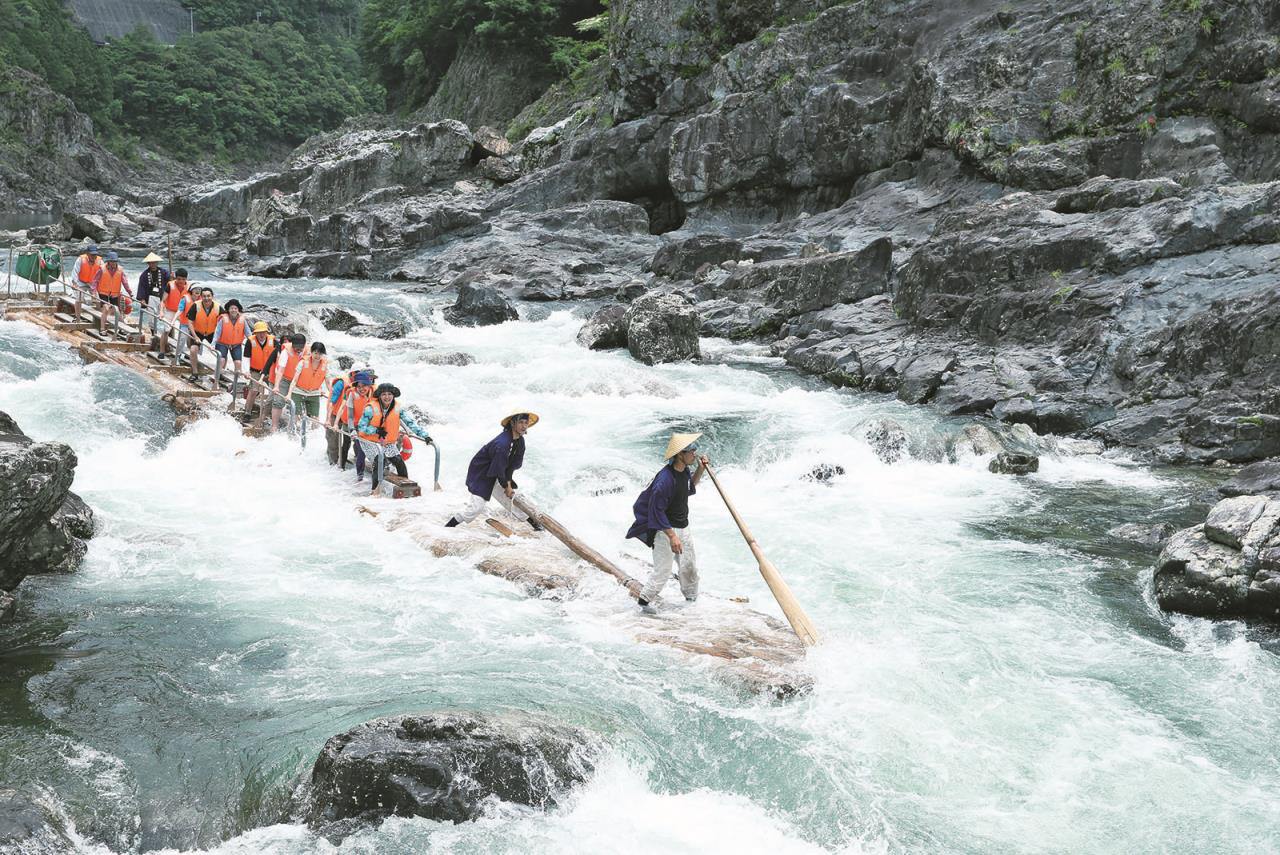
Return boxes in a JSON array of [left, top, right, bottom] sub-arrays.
[[0, 271, 1276, 853]]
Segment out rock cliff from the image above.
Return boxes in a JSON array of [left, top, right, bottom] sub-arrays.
[[0, 411, 94, 622], [131, 0, 1280, 461]]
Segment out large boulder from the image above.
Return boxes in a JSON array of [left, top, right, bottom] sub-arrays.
[[0, 412, 94, 618], [1155, 494, 1280, 620], [444, 279, 519, 327], [347, 321, 407, 340], [304, 711, 596, 837], [575, 305, 629, 350], [649, 234, 743, 280], [242, 305, 308, 340], [623, 290, 701, 365], [989, 452, 1040, 476], [1219, 460, 1280, 497], [723, 238, 893, 318]]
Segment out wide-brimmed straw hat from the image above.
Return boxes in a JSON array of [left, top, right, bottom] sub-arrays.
[[501, 411, 539, 428], [664, 432, 702, 460], [143, 252, 162, 263]]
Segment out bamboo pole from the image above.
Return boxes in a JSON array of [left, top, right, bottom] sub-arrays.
[[511, 494, 644, 599], [703, 464, 820, 646]]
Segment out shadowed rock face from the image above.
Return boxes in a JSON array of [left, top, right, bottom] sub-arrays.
[[0, 411, 95, 618], [304, 711, 596, 838]]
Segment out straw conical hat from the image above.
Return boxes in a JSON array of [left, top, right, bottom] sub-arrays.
[[143, 252, 162, 263], [501, 411, 540, 428], [664, 432, 702, 460]]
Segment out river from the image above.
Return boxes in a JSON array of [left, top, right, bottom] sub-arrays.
[[1, 270, 1278, 854]]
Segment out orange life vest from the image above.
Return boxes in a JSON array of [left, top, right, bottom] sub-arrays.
[[163, 279, 189, 312], [192, 301, 221, 336], [97, 266, 124, 297], [345, 389, 369, 427], [248, 335, 275, 371], [330, 374, 356, 422], [217, 315, 246, 346], [294, 357, 328, 393], [177, 296, 194, 327], [273, 344, 303, 385], [77, 254, 102, 285], [359, 401, 400, 444]]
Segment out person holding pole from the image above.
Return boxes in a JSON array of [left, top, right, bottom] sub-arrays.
[[267, 333, 307, 433], [626, 432, 709, 609], [212, 299, 248, 395], [444, 412, 541, 530], [185, 287, 221, 383], [135, 252, 169, 339], [355, 383, 433, 496], [91, 251, 132, 336], [243, 322, 275, 418]]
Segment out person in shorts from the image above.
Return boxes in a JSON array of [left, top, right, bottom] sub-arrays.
[[212, 299, 248, 392], [268, 333, 306, 433]]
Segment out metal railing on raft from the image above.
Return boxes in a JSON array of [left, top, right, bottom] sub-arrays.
[[30, 273, 443, 490]]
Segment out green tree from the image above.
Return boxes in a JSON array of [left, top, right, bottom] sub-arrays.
[[0, 0, 117, 127]]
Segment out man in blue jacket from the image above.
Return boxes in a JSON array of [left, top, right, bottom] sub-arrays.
[[445, 411, 543, 531], [626, 432, 710, 609]]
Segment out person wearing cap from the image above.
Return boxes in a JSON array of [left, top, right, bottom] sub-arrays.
[[156, 267, 190, 359], [91, 251, 133, 336], [243, 321, 275, 418], [333, 369, 376, 474], [445, 412, 541, 530], [325, 367, 356, 466], [212, 299, 248, 394], [72, 244, 102, 292], [355, 382, 433, 495], [135, 252, 170, 329], [626, 433, 710, 608]]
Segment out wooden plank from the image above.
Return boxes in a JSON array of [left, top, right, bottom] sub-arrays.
[[511, 495, 643, 598], [89, 339, 150, 352]]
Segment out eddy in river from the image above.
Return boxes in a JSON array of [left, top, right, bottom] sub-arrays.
[[446, 412, 543, 531], [627, 433, 710, 610]]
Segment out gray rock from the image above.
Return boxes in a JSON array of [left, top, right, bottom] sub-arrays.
[[311, 306, 360, 332], [1155, 525, 1252, 618], [803, 463, 846, 483], [623, 290, 701, 365], [1203, 495, 1280, 552], [1109, 522, 1176, 550], [649, 235, 743, 280], [0, 591, 13, 622], [422, 351, 476, 367], [477, 156, 520, 184], [347, 321, 407, 340], [0, 412, 94, 607], [949, 424, 1007, 460], [988, 452, 1040, 475], [862, 419, 908, 464], [576, 305, 629, 350], [304, 711, 596, 837], [723, 238, 893, 318], [1219, 460, 1280, 497], [243, 305, 308, 341], [444, 280, 519, 327]]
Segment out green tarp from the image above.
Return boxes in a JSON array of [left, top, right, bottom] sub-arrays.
[[14, 247, 62, 285]]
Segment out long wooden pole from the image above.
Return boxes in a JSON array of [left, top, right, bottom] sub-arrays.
[[511, 494, 643, 599], [703, 464, 820, 646]]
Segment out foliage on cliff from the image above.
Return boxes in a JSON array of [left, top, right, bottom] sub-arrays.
[[106, 23, 380, 160], [0, 0, 115, 128], [360, 0, 605, 111]]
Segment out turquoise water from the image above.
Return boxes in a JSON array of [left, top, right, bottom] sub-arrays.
[[0, 272, 1275, 854]]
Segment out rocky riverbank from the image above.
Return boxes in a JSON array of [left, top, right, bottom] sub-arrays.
[[0, 411, 94, 623], [70, 0, 1262, 467]]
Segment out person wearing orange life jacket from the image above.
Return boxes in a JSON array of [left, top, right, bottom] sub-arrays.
[[243, 322, 275, 419], [155, 267, 189, 360], [173, 286, 200, 367], [287, 342, 330, 431], [333, 369, 376, 476], [212, 299, 248, 394], [72, 245, 101, 292], [267, 333, 307, 433], [91, 251, 133, 336], [355, 383, 432, 495], [324, 367, 361, 466], [184, 287, 221, 383]]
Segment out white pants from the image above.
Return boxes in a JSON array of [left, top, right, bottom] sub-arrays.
[[454, 488, 528, 523], [642, 526, 698, 602]]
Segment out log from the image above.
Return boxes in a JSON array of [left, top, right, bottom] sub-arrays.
[[511, 495, 643, 598]]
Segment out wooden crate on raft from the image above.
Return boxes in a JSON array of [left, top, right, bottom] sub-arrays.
[[381, 474, 421, 499]]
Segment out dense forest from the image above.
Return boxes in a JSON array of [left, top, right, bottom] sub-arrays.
[[0, 0, 604, 164]]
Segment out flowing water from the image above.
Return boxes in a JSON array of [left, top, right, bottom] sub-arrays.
[[1, 270, 1277, 854]]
